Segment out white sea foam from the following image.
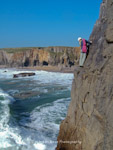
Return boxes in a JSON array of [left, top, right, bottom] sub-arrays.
[[34, 143, 46, 150], [0, 69, 74, 86], [23, 97, 70, 150], [0, 68, 73, 150], [17, 98, 69, 150], [33, 70, 74, 86], [0, 89, 25, 149], [0, 68, 36, 79], [27, 97, 70, 129], [0, 88, 70, 150], [8, 89, 19, 95]]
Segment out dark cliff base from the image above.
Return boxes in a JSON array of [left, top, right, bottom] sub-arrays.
[[0, 65, 76, 73], [20, 66, 76, 73]]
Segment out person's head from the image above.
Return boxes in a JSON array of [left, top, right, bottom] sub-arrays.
[[78, 37, 82, 42]]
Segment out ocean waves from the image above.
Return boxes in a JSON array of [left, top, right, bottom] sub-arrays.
[[0, 89, 25, 149], [0, 68, 73, 150], [0, 69, 73, 86]]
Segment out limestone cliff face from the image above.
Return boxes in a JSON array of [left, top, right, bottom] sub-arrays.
[[0, 47, 80, 68], [57, 0, 113, 150]]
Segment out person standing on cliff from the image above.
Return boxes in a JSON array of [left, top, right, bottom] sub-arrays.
[[78, 37, 92, 67]]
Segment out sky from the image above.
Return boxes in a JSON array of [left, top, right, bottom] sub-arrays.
[[0, 0, 102, 48]]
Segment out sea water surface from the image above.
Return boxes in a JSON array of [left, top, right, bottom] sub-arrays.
[[0, 68, 74, 150]]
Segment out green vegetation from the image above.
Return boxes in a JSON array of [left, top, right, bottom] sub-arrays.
[[0, 47, 33, 53], [0, 47, 47, 53], [0, 46, 79, 55], [49, 51, 64, 57], [68, 52, 76, 60]]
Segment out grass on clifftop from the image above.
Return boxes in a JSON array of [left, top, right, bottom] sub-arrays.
[[0, 46, 79, 54], [0, 47, 34, 53]]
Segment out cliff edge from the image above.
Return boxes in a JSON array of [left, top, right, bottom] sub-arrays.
[[57, 0, 113, 150], [0, 47, 80, 71]]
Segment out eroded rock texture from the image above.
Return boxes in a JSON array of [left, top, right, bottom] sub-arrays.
[[57, 0, 113, 150], [0, 47, 80, 68]]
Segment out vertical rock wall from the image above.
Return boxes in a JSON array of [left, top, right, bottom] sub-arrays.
[[57, 0, 113, 150], [0, 47, 80, 68]]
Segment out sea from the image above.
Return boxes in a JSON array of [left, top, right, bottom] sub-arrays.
[[0, 68, 74, 150]]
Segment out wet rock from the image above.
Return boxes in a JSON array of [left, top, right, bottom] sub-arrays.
[[13, 72, 35, 78]]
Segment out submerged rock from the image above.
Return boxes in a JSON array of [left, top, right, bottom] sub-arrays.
[[13, 72, 35, 78], [57, 0, 113, 150], [14, 91, 40, 99]]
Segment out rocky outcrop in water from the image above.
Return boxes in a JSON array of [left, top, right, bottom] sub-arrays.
[[0, 47, 80, 69], [13, 73, 36, 78], [57, 0, 113, 150]]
